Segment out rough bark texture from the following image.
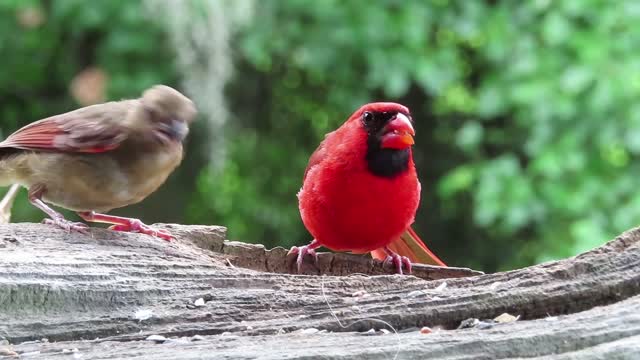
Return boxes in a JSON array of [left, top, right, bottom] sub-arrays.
[[0, 222, 639, 359]]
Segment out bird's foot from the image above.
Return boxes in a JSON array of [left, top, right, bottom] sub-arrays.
[[108, 219, 173, 241], [29, 185, 88, 234], [77, 211, 173, 241], [288, 242, 320, 273], [383, 253, 412, 275], [43, 216, 90, 234]]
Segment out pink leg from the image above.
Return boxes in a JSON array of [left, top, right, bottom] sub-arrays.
[[28, 185, 89, 234], [77, 211, 172, 241], [288, 239, 321, 273], [382, 246, 412, 275]]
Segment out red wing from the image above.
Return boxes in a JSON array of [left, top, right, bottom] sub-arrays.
[[0, 104, 127, 153], [303, 131, 335, 182], [371, 226, 447, 267]]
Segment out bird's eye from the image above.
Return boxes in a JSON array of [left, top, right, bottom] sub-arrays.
[[363, 112, 374, 123]]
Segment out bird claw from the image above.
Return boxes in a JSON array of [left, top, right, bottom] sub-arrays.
[[43, 217, 90, 234], [108, 219, 173, 241], [383, 253, 412, 275], [288, 245, 319, 273]]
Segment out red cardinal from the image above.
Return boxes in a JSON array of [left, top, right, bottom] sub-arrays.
[[292, 102, 446, 274], [0, 85, 196, 240]]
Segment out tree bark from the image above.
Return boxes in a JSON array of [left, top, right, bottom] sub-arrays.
[[0, 223, 639, 359]]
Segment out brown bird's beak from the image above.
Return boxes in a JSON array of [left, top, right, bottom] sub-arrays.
[[156, 119, 189, 143], [380, 113, 415, 149]]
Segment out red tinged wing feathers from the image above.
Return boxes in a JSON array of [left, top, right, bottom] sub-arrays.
[[371, 226, 447, 266], [0, 103, 128, 153]]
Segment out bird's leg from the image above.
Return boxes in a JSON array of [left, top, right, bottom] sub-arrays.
[[382, 246, 412, 275], [0, 184, 21, 224], [288, 239, 321, 273], [77, 211, 172, 241], [28, 185, 89, 233]]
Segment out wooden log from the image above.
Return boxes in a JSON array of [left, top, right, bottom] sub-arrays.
[[0, 223, 638, 359]]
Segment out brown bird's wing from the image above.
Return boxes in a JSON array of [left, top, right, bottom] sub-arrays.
[[303, 131, 335, 182], [0, 102, 131, 153]]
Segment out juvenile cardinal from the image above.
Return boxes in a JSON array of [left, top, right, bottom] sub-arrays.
[[0, 85, 197, 240], [292, 102, 446, 274]]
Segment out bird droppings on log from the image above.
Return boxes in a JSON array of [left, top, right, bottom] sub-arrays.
[[133, 309, 153, 322], [0, 223, 639, 359], [145, 335, 167, 344], [493, 312, 519, 323]]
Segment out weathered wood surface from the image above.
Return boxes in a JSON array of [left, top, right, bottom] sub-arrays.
[[0, 223, 639, 359]]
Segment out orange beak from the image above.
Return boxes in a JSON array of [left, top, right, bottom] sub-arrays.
[[380, 113, 415, 149]]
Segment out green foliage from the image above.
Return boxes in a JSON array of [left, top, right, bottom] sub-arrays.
[[2, 0, 638, 272], [0, 1, 179, 222], [189, 0, 640, 271]]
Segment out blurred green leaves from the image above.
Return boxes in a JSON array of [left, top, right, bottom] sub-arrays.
[[196, 0, 640, 271], [2, 0, 639, 272], [0, 0, 178, 223]]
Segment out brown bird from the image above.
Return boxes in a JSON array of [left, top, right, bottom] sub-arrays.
[[0, 85, 197, 240]]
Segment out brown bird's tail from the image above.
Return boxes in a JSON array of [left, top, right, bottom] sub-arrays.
[[371, 226, 447, 266]]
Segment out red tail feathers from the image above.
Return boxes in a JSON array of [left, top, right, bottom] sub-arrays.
[[371, 226, 446, 266]]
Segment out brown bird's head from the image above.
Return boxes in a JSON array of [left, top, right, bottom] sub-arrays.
[[128, 85, 197, 144], [348, 102, 415, 178]]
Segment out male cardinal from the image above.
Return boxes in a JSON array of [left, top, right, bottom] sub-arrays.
[[292, 102, 446, 274], [0, 85, 197, 240]]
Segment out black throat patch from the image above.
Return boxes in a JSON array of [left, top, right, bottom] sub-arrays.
[[365, 145, 410, 178], [362, 110, 411, 178]]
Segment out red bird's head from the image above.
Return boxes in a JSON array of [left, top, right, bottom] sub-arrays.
[[349, 102, 415, 178]]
